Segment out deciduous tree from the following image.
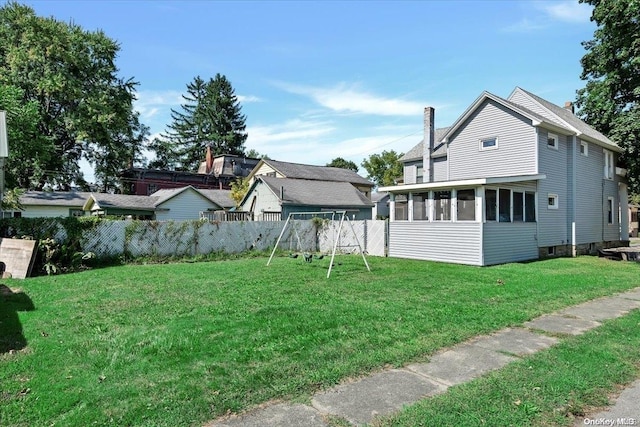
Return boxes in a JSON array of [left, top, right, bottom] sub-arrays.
[[0, 2, 142, 190], [361, 150, 403, 187], [327, 157, 358, 172], [577, 0, 640, 194]]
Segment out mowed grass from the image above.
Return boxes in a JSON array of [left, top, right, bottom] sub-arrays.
[[1, 255, 639, 426], [375, 310, 640, 427]]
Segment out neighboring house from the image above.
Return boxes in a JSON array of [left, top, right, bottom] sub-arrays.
[[2, 191, 92, 218], [247, 159, 374, 199], [240, 176, 374, 220], [379, 87, 628, 266], [121, 153, 260, 196], [83, 186, 231, 220], [372, 192, 390, 219]]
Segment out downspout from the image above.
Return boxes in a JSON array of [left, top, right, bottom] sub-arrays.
[[571, 136, 577, 257]]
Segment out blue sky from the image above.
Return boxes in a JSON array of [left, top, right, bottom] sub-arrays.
[[22, 0, 595, 178]]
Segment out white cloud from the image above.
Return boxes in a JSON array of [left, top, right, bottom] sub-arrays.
[[540, 1, 592, 23], [237, 95, 263, 103], [134, 90, 183, 120], [503, 1, 592, 33], [247, 119, 335, 145], [502, 18, 547, 33], [275, 81, 426, 116]]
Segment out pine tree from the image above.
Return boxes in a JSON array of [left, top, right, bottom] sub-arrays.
[[157, 74, 248, 172]]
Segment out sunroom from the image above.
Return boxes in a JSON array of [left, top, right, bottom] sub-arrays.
[[379, 174, 545, 266]]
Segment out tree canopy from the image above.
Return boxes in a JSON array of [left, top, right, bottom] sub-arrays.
[[153, 74, 248, 172], [326, 157, 359, 172], [360, 150, 404, 187], [577, 0, 640, 194], [0, 2, 142, 191]]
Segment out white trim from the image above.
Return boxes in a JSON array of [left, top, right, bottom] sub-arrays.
[[604, 149, 614, 180], [479, 136, 498, 151], [547, 193, 559, 210], [378, 174, 546, 193], [607, 196, 615, 225], [580, 141, 588, 157], [547, 132, 559, 150]]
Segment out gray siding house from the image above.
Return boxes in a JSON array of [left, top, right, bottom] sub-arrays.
[[241, 159, 375, 220], [379, 87, 628, 266]]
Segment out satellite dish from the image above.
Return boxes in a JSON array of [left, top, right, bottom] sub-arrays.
[[0, 111, 8, 158]]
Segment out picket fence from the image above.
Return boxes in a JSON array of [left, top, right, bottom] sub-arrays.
[[77, 219, 387, 258]]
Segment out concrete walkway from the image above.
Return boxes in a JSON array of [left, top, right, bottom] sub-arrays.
[[208, 287, 640, 427]]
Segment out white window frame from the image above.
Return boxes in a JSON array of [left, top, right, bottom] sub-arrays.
[[547, 133, 558, 150], [580, 141, 588, 157], [479, 137, 498, 151], [607, 196, 615, 224], [548, 193, 559, 210], [604, 149, 614, 180]]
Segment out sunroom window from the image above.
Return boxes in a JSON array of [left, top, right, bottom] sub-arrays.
[[395, 194, 408, 220], [412, 193, 429, 220], [434, 191, 451, 221], [457, 189, 475, 221], [499, 188, 511, 222], [485, 189, 497, 221]]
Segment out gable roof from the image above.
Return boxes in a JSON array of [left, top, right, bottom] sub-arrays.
[[197, 189, 235, 209], [441, 91, 560, 143], [83, 186, 231, 212], [150, 185, 226, 208], [19, 191, 92, 207], [84, 193, 159, 211], [508, 87, 619, 151], [399, 127, 452, 161], [255, 176, 373, 208], [250, 159, 373, 187], [434, 88, 619, 153]]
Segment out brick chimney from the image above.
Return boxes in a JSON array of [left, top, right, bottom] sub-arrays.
[[564, 101, 574, 114], [422, 107, 435, 183]]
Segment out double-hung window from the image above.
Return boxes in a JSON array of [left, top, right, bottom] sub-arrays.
[[604, 149, 614, 179]]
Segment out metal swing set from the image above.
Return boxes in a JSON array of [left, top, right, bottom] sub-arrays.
[[266, 210, 371, 278]]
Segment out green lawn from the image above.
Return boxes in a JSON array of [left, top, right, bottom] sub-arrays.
[[1, 255, 639, 426], [375, 310, 640, 427]]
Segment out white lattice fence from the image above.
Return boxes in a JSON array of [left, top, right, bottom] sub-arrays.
[[79, 219, 319, 258], [317, 220, 387, 256]]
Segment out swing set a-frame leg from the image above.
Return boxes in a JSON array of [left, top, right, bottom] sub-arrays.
[[267, 213, 292, 266]]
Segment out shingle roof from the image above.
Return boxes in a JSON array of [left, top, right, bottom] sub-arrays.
[[19, 191, 92, 207], [89, 193, 159, 210], [400, 127, 451, 161], [371, 192, 389, 203], [262, 159, 373, 186], [197, 189, 235, 208], [511, 87, 618, 149], [259, 176, 373, 208]]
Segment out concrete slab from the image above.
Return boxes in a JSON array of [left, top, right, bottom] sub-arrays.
[[472, 328, 559, 356], [311, 369, 445, 426], [208, 403, 328, 427], [574, 379, 640, 426], [407, 343, 517, 387], [524, 314, 601, 335], [617, 287, 640, 301], [558, 297, 640, 322]]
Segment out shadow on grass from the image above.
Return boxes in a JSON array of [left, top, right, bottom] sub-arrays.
[[0, 284, 35, 354]]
